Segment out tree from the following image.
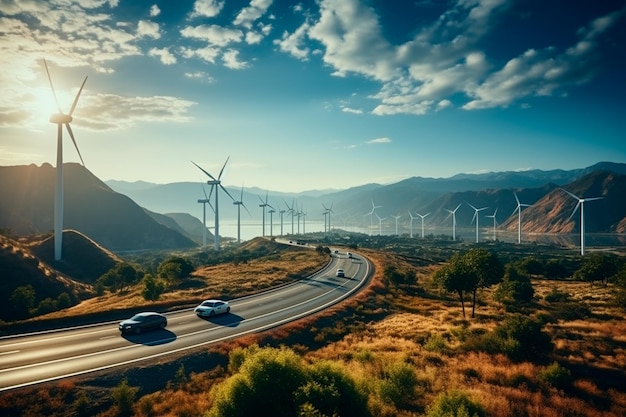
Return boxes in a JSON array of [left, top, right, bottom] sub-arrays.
[[574, 253, 618, 286], [141, 274, 165, 301], [158, 257, 194, 287], [434, 249, 503, 318], [97, 262, 141, 293], [10, 285, 36, 318], [111, 378, 139, 417], [494, 263, 534, 307]]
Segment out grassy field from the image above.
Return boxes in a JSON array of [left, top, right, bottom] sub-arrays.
[[1, 241, 625, 417]]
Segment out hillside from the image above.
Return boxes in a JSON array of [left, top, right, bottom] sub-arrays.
[[0, 164, 199, 251], [0, 231, 108, 321]]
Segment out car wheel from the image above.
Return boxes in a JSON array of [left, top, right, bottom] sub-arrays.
[[226, 307, 230, 313], [209, 310, 215, 316], [160, 322, 166, 329]]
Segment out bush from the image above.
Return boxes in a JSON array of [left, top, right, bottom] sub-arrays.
[[538, 361, 572, 390], [426, 390, 484, 417], [111, 378, 139, 417], [377, 362, 418, 407], [423, 334, 448, 353]]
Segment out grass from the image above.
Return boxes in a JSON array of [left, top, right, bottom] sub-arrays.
[[1, 243, 625, 416]]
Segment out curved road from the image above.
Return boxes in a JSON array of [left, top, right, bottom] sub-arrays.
[[0, 249, 370, 392]]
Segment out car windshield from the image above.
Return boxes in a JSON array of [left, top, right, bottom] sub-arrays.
[[130, 314, 146, 322], [201, 301, 217, 307]]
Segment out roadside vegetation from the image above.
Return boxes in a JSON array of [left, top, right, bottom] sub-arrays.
[[1, 231, 626, 416]]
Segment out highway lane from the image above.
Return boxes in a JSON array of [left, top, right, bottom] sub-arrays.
[[0, 249, 370, 392]]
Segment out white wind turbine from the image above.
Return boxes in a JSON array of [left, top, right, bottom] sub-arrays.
[[467, 202, 488, 243], [233, 184, 251, 243], [43, 59, 88, 261], [486, 208, 498, 241], [284, 199, 295, 234], [192, 158, 235, 250], [408, 211, 416, 238], [511, 192, 532, 244], [393, 214, 401, 236], [268, 206, 276, 236], [416, 212, 430, 238], [322, 202, 334, 233], [197, 183, 215, 247], [445, 203, 462, 241], [366, 199, 382, 234], [560, 188, 603, 256], [375, 212, 386, 235], [279, 205, 286, 236], [258, 191, 273, 237]]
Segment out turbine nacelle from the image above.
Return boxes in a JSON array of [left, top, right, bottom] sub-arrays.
[[50, 113, 72, 124]]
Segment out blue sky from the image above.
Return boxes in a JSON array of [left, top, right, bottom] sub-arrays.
[[1, 0, 625, 193]]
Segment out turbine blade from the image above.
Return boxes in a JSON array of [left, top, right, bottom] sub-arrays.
[[69, 76, 88, 116], [560, 188, 579, 201], [514, 192, 520, 205], [65, 124, 85, 165], [191, 161, 217, 181], [43, 58, 62, 113], [568, 201, 581, 221], [201, 183, 209, 199], [584, 197, 604, 202], [242, 202, 252, 216], [218, 156, 230, 179], [220, 184, 235, 201]]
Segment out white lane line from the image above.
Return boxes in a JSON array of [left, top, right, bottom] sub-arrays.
[[0, 351, 20, 356]]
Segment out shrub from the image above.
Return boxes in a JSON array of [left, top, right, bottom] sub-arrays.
[[377, 362, 418, 407], [426, 390, 484, 417], [111, 378, 139, 417], [423, 333, 447, 353], [538, 361, 572, 390]]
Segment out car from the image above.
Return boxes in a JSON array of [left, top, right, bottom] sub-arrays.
[[336, 268, 345, 277], [119, 312, 167, 334], [334, 250, 339, 254], [194, 299, 230, 317], [347, 252, 353, 259]]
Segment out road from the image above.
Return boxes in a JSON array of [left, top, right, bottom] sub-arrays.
[[0, 249, 370, 392]]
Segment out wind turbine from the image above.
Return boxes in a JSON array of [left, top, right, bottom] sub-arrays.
[[268, 206, 276, 236], [284, 199, 295, 234], [416, 212, 430, 238], [486, 208, 498, 241], [192, 158, 235, 250], [445, 203, 462, 241], [511, 192, 532, 244], [375, 212, 386, 235], [408, 211, 416, 238], [560, 188, 603, 256], [43, 58, 88, 261], [232, 184, 251, 243], [258, 191, 273, 237], [366, 199, 382, 234], [197, 183, 215, 247], [322, 202, 334, 233], [393, 214, 401, 236], [467, 202, 488, 243], [279, 205, 286, 235]]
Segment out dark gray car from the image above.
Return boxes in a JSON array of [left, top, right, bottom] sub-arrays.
[[119, 312, 167, 334]]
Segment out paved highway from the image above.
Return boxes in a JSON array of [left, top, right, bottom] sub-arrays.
[[0, 249, 370, 392]]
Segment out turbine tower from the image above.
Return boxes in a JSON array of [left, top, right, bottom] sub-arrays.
[[268, 207, 276, 236], [197, 183, 214, 247], [258, 191, 273, 236], [192, 157, 235, 250], [233, 184, 251, 243], [279, 205, 286, 235], [408, 211, 416, 238], [445, 203, 462, 241], [560, 188, 603, 256], [284, 199, 295, 234], [393, 214, 401, 236], [366, 199, 382, 235], [375, 212, 386, 235], [416, 212, 430, 238], [467, 202, 488, 243], [322, 202, 334, 233], [43, 59, 88, 261], [486, 208, 498, 241], [511, 192, 532, 244]]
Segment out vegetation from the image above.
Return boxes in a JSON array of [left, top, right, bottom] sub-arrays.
[[1, 231, 625, 417]]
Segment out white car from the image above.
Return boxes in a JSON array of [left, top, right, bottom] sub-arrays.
[[194, 299, 230, 317], [336, 269, 345, 277]]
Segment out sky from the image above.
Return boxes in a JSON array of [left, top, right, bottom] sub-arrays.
[[1, 0, 625, 193]]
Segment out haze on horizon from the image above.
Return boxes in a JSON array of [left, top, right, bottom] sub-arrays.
[[1, 0, 625, 193]]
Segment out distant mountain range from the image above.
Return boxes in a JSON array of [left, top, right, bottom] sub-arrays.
[[0, 162, 625, 256]]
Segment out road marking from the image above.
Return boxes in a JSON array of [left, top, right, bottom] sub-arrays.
[[0, 350, 20, 356]]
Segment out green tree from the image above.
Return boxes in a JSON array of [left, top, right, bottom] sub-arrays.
[[111, 378, 139, 417], [494, 263, 534, 307], [97, 262, 141, 293], [573, 253, 618, 286], [518, 257, 545, 276], [158, 256, 194, 287], [434, 249, 504, 318], [426, 390, 484, 417], [141, 274, 165, 301], [10, 285, 36, 318], [56, 292, 72, 309]]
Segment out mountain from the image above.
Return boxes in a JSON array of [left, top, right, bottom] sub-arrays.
[[0, 164, 198, 252], [0, 231, 111, 321]]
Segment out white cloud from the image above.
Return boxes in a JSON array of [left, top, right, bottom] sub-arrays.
[[189, 0, 224, 18], [180, 46, 221, 63], [222, 49, 248, 69], [366, 137, 391, 144], [181, 25, 243, 46], [234, 0, 273, 29], [137, 20, 160, 38], [342, 107, 363, 114], [150, 4, 160, 17], [274, 22, 310, 60], [149, 47, 177, 65]]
